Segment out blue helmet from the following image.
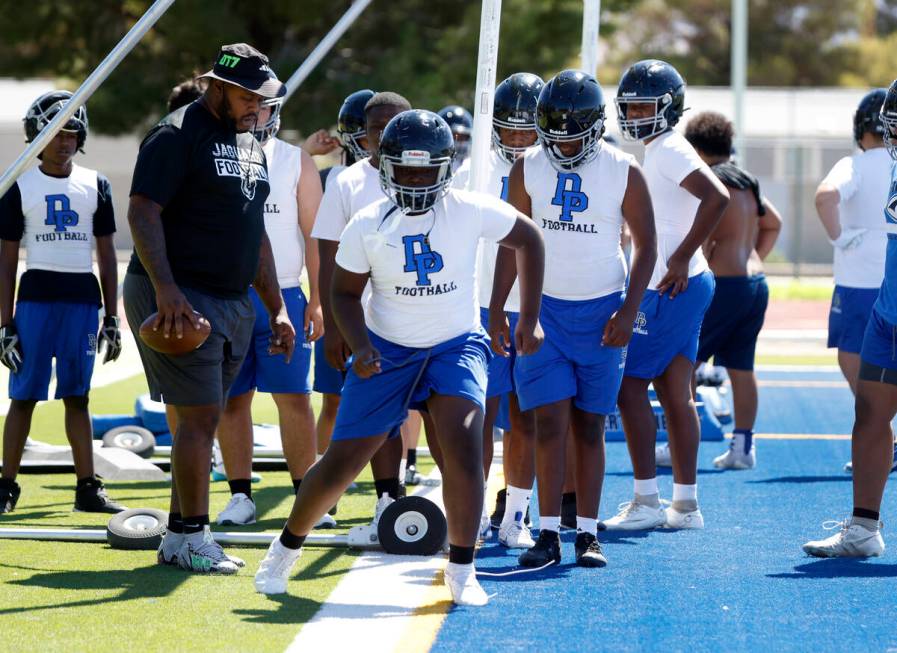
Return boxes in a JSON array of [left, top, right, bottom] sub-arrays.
[[615, 59, 686, 142], [881, 80, 897, 160], [379, 110, 455, 213], [24, 90, 88, 152], [437, 105, 473, 159], [535, 69, 606, 171], [854, 88, 887, 146], [492, 72, 544, 164], [338, 89, 376, 160]]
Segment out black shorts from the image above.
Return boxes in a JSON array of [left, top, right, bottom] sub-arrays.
[[123, 272, 254, 406], [696, 274, 769, 371]]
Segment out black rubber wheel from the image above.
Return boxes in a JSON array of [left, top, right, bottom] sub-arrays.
[[102, 426, 156, 459], [377, 496, 447, 556], [107, 508, 168, 550]]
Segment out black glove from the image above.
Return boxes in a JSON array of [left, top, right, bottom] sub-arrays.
[[97, 315, 122, 364], [0, 324, 23, 374]]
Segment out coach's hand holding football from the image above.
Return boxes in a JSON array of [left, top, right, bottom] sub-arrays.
[[150, 282, 200, 340]]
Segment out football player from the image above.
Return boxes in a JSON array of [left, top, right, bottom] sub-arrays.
[[802, 79, 897, 559], [213, 88, 328, 526], [438, 105, 473, 171], [255, 109, 545, 605], [0, 91, 125, 514], [607, 60, 729, 531], [492, 70, 657, 566]]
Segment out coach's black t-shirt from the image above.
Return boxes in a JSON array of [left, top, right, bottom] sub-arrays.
[[127, 101, 270, 299]]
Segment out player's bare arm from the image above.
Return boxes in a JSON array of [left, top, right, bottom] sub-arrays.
[[330, 264, 379, 378], [298, 150, 324, 341], [318, 237, 351, 369], [814, 183, 842, 241], [127, 194, 199, 338], [756, 197, 783, 260], [658, 168, 729, 297], [0, 239, 19, 328], [497, 215, 545, 356], [489, 157, 531, 356], [605, 164, 657, 347], [254, 231, 295, 363]]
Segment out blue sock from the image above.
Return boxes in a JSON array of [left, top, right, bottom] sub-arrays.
[[733, 429, 753, 454]]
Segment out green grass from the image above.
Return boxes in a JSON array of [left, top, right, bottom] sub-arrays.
[[767, 277, 833, 302], [0, 375, 432, 653]]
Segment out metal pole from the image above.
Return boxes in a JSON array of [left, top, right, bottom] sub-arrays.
[[282, 0, 375, 102], [467, 0, 503, 193], [0, 0, 175, 199], [580, 0, 602, 77], [731, 0, 748, 160]]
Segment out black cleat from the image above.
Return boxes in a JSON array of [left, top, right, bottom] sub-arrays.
[[73, 479, 126, 514], [518, 529, 561, 567], [490, 488, 507, 528], [561, 492, 577, 530], [0, 480, 21, 514], [575, 531, 607, 568]]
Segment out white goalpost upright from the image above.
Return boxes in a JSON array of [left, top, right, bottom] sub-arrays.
[[0, 0, 175, 198], [580, 0, 602, 77], [467, 0, 503, 193], [731, 0, 748, 159]]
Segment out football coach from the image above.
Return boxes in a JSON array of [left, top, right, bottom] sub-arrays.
[[124, 43, 295, 575]]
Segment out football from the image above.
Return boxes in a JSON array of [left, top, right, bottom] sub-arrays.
[[138, 311, 211, 355]]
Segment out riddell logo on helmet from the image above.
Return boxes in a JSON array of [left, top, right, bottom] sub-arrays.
[[401, 150, 431, 165], [508, 117, 527, 123], [621, 92, 638, 97], [548, 129, 568, 135]]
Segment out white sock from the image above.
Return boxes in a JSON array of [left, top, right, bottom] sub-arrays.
[[672, 483, 697, 502], [399, 458, 407, 482], [634, 477, 658, 496], [539, 515, 560, 533], [576, 516, 598, 534], [501, 485, 532, 528]]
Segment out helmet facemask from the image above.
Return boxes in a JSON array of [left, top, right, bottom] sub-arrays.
[[615, 94, 674, 142], [253, 97, 283, 143], [380, 149, 454, 214], [492, 118, 538, 165], [881, 108, 897, 160], [535, 119, 604, 171]]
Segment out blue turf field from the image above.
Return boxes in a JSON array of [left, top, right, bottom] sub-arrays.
[[432, 368, 897, 653]]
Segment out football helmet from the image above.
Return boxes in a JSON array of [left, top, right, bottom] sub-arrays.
[[24, 90, 88, 152], [492, 73, 544, 164], [437, 105, 472, 159], [615, 59, 686, 142], [535, 69, 606, 171], [854, 88, 887, 146], [338, 89, 376, 160], [881, 80, 897, 160]]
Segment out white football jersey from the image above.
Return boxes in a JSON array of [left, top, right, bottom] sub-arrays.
[[335, 189, 517, 348], [263, 137, 304, 288], [312, 159, 384, 242], [524, 143, 633, 301], [821, 147, 890, 288], [16, 163, 102, 273], [642, 130, 711, 289]]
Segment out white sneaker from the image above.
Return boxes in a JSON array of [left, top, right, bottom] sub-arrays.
[[655, 443, 672, 467], [254, 538, 303, 594], [177, 527, 242, 574], [498, 520, 535, 549], [444, 562, 489, 606], [663, 506, 705, 529], [157, 530, 184, 565], [314, 513, 337, 529], [216, 493, 256, 526], [347, 493, 394, 547], [713, 433, 756, 470], [601, 500, 666, 531], [802, 519, 885, 558]]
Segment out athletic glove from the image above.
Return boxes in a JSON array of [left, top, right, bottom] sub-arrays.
[[0, 324, 23, 374], [97, 315, 122, 364], [831, 227, 867, 251]]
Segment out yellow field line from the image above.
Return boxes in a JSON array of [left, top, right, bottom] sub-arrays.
[[396, 460, 507, 653]]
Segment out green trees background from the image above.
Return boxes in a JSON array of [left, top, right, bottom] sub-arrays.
[[0, 0, 893, 137]]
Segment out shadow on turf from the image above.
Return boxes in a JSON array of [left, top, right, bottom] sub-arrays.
[[0, 561, 188, 615], [768, 558, 897, 579], [748, 475, 851, 484]]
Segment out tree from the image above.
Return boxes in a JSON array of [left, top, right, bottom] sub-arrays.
[[0, 0, 636, 136]]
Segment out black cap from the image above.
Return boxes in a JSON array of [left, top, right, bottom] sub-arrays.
[[199, 43, 285, 99]]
